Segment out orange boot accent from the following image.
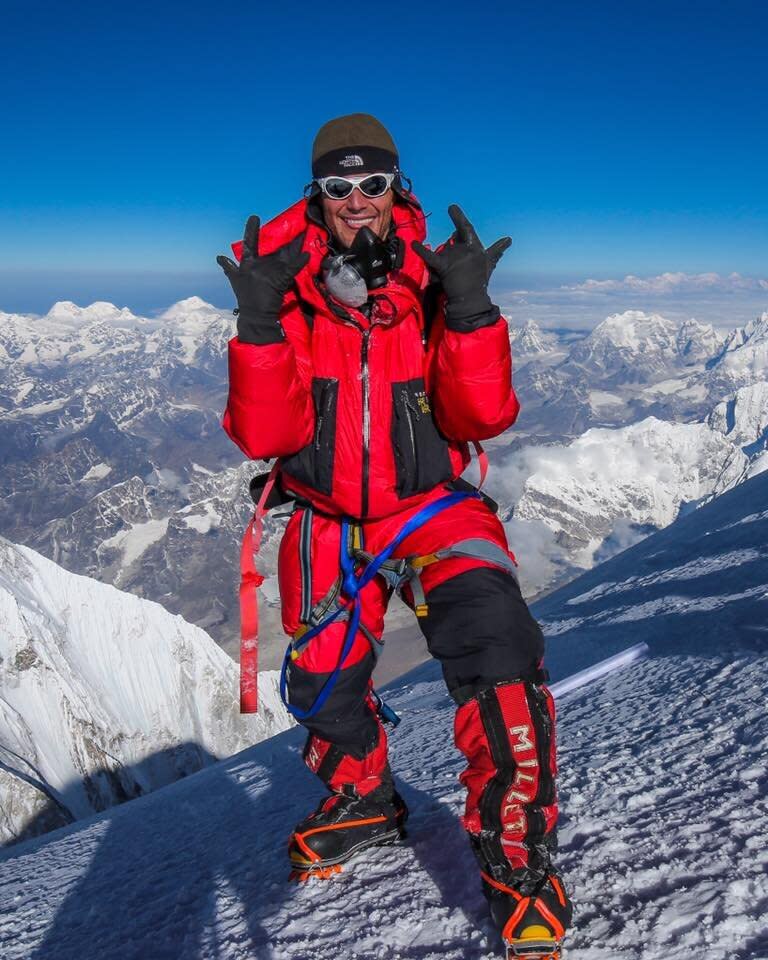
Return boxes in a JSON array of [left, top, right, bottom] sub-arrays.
[[289, 863, 343, 883], [289, 814, 390, 866]]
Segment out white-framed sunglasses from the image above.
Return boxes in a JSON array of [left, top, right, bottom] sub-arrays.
[[315, 172, 396, 200]]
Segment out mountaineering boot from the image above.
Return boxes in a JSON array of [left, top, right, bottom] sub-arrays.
[[453, 679, 573, 956], [288, 781, 408, 880], [290, 724, 399, 878]]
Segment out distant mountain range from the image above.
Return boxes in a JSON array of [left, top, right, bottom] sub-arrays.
[[1, 299, 766, 665], [510, 309, 768, 439]]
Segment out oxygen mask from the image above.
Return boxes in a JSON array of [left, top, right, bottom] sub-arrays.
[[322, 226, 393, 308]]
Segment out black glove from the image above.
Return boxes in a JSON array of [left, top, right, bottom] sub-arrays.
[[217, 215, 309, 344], [412, 205, 511, 332]]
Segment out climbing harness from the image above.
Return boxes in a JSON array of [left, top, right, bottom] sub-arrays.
[[237, 441, 515, 717], [280, 489, 479, 721]]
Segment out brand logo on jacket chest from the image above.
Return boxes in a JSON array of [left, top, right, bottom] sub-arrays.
[[415, 390, 431, 415]]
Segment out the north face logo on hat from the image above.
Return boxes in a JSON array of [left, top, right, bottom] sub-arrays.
[[339, 154, 364, 167]]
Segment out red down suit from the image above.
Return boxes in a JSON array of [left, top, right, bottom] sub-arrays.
[[223, 195, 519, 519], [222, 192, 571, 937]]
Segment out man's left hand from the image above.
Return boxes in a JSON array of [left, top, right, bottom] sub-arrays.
[[412, 205, 511, 331]]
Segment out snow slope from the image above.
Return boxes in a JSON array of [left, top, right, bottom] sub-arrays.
[[0, 537, 292, 846], [1, 473, 766, 959]]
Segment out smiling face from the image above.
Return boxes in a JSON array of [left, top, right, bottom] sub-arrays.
[[320, 179, 394, 249]]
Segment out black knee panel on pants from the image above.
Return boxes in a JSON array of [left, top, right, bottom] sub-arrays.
[[418, 567, 545, 699], [286, 651, 379, 757]]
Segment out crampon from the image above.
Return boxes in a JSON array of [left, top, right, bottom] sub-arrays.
[[288, 862, 344, 882], [505, 925, 562, 958], [483, 872, 569, 960]]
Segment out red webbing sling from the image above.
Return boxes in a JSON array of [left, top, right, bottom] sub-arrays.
[[238, 462, 279, 713], [472, 440, 489, 489]]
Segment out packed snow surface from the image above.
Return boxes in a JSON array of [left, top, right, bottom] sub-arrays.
[[0, 472, 766, 959]]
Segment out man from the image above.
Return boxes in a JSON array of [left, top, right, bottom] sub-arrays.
[[218, 114, 572, 958]]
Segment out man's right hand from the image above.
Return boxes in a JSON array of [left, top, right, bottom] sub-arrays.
[[217, 215, 309, 344]]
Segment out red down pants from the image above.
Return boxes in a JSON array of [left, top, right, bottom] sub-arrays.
[[279, 484, 565, 901]]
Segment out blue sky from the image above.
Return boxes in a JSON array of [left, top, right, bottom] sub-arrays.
[[1, 0, 766, 316]]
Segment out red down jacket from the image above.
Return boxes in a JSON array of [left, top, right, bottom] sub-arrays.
[[223, 192, 520, 520]]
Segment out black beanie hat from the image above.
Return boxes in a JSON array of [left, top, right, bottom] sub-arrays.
[[312, 113, 399, 179]]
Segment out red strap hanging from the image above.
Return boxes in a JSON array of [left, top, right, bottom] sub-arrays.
[[238, 463, 279, 714], [472, 440, 489, 489]]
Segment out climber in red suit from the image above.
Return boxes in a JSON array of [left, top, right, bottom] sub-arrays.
[[218, 114, 572, 955]]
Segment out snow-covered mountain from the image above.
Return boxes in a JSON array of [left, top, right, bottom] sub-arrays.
[[26, 458, 294, 665], [707, 381, 768, 457], [566, 310, 725, 383], [0, 536, 292, 847], [0, 297, 230, 372], [509, 318, 560, 361], [0, 297, 233, 473], [0, 297, 249, 649], [489, 376, 767, 598], [707, 311, 768, 390], [0, 470, 765, 960]]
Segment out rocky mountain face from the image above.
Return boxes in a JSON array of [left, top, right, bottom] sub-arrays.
[[1, 300, 766, 665], [33, 460, 290, 663], [511, 310, 768, 442], [0, 534, 292, 846], [0, 298, 253, 645], [509, 318, 560, 358]]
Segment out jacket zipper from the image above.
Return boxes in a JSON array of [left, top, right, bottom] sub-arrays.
[[314, 278, 372, 517], [401, 391, 420, 466], [313, 386, 334, 450]]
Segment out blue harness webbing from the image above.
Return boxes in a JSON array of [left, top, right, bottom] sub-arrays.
[[279, 490, 479, 720]]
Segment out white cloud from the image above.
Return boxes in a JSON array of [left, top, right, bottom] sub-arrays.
[[503, 516, 571, 599], [495, 270, 768, 331], [562, 272, 768, 295]]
